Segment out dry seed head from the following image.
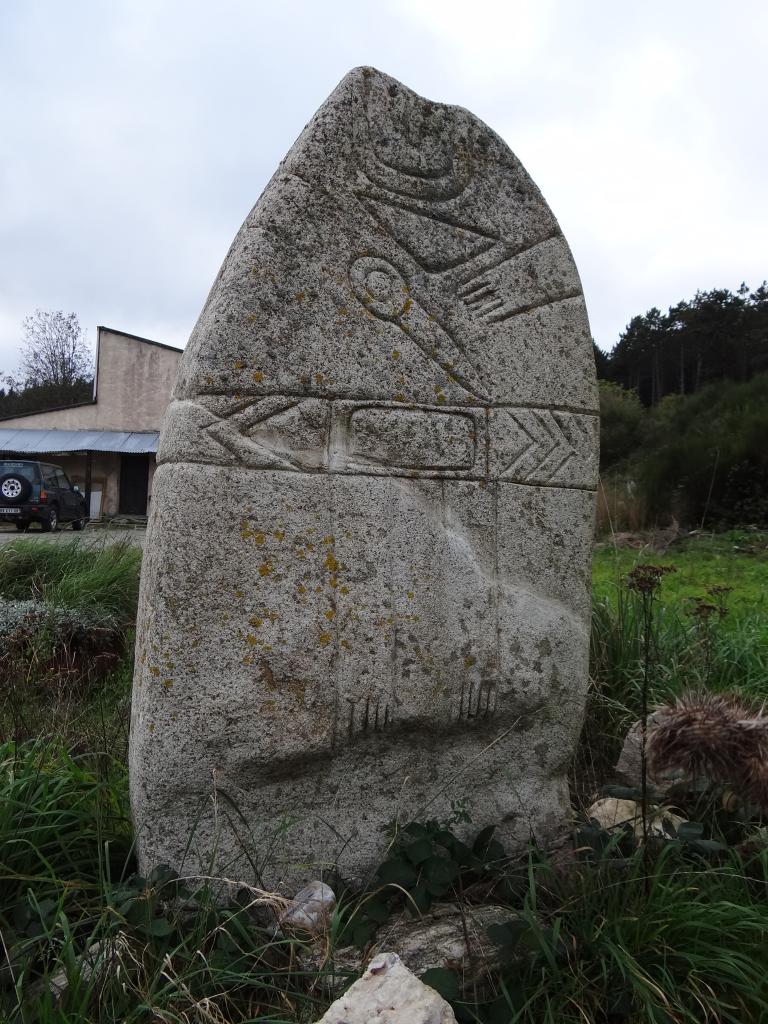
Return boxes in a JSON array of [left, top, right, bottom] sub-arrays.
[[648, 691, 768, 809]]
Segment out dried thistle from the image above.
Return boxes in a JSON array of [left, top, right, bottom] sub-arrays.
[[625, 563, 676, 596], [688, 597, 719, 623], [648, 692, 768, 810]]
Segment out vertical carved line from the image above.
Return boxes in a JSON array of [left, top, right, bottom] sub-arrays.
[[476, 683, 485, 718], [329, 475, 341, 750]]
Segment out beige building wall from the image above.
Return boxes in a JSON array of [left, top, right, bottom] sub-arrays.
[[0, 328, 182, 432], [0, 328, 182, 517]]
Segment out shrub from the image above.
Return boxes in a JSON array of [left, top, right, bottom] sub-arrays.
[[632, 374, 768, 528]]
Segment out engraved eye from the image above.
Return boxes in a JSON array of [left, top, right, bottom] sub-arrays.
[[350, 256, 407, 322]]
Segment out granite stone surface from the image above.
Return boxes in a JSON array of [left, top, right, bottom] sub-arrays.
[[129, 67, 598, 885]]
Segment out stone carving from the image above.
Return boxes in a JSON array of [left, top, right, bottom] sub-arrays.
[[130, 67, 599, 887]]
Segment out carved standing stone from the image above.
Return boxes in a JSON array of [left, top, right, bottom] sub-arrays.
[[129, 67, 598, 885]]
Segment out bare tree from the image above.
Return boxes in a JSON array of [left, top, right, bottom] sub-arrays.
[[17, 310, 93, 388]]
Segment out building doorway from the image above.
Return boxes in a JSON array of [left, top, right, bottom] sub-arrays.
[[118, 454, 149, 515]]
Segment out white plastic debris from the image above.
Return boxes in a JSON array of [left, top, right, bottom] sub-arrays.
[[278, 880, 336, 935]]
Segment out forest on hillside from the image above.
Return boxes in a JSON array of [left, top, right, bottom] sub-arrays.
[[598, 283, 768, 530], [596, 283, 768, 405]]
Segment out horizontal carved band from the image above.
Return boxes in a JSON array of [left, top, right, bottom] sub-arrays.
[[160, 397, 599, 490]]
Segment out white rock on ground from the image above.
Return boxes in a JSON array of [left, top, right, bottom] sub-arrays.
[[314, 951, 457, 1024], [615, 715, 683, 790], [587, 797, 686, 839]]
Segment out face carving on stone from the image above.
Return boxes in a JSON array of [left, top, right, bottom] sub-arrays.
[[130, 67, 599, 886]]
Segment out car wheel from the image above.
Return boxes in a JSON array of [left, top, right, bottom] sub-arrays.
[[71, 516, 88, 531], [0, 473, 32, 503], [41, 506, 59, 532], [15, 521, 29, 532]]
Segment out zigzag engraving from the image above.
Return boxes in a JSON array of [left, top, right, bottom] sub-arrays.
[[493, 409, 593, 485]]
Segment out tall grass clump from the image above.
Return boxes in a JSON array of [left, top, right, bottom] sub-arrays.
[[458, 843, 768, 1024], [0, 740, 331, 1023], [0, 539, 141, 624]]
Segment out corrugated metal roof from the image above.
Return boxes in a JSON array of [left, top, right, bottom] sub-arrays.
[[0, 428, 159, 454]]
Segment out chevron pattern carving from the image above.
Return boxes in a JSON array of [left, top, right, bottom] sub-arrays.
[[489, 408, 598, 489]]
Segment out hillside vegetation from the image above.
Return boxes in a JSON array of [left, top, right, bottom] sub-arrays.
[[597, 282, 768, 531]]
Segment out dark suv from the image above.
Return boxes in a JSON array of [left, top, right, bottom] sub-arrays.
[[0, 460, 89, 532]]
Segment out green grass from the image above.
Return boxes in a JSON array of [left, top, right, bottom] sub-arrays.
[[0, 539, 141, 747], [593, 530, 768, 620]]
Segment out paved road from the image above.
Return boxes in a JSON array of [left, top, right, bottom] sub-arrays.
[[0, 525, 146, 547]]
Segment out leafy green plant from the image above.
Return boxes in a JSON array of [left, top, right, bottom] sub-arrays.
[[342, 817, 509, 949]]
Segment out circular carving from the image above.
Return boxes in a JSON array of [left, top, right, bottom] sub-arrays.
[[350, 256, 408, 322]]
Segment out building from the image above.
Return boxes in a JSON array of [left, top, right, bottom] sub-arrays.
[[0, 327, 182, 518]]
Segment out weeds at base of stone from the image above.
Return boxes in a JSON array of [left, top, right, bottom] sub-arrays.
[[2, 539, 768, 1020]]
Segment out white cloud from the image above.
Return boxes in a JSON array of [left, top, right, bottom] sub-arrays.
[[0, 0, 765, 368]]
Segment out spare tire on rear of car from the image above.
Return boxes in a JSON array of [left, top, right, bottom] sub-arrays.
[[0, 473, 31, 503]]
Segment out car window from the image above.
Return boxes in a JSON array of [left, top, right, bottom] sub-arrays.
[[55, 469, 71, 489], [42, 466, 58, 487], [0, 461, 39, 482]]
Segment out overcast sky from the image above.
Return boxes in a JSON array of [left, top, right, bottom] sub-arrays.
[[1, 0, 766, 375]]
